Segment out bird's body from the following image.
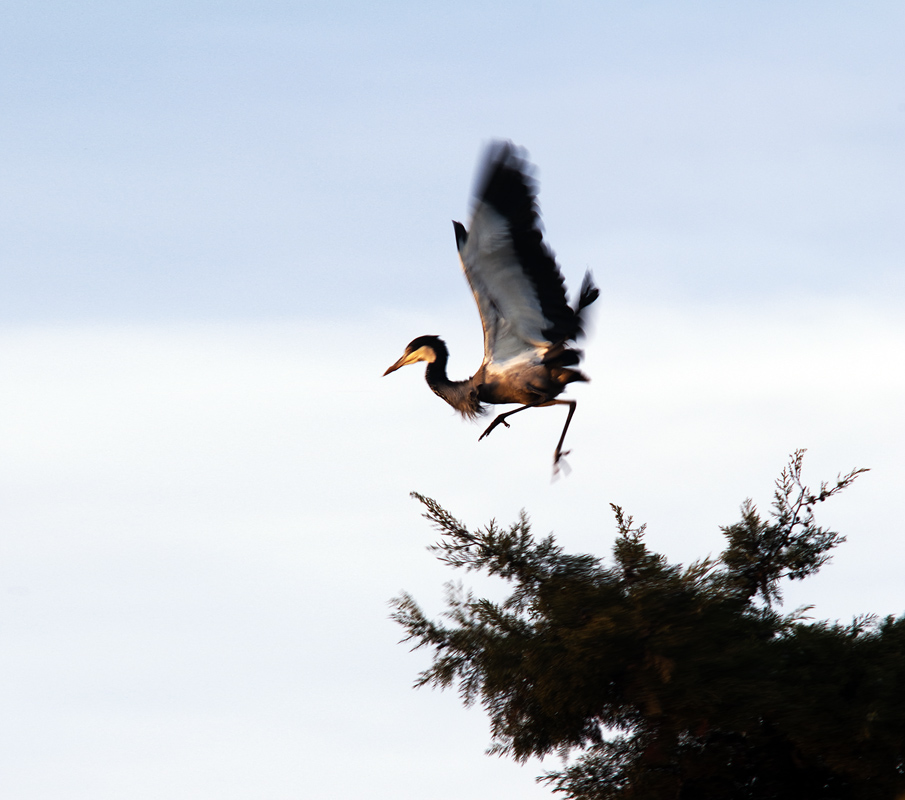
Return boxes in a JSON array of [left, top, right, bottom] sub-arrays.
[[384, 142, 598, 469]]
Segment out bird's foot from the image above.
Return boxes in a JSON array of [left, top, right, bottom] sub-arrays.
[[552, 449, 572, 479], [479, 416, 510, 441]]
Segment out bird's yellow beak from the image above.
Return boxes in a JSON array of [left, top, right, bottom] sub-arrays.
[[383, 352, 412, 376], [383, 345, 434, 376]]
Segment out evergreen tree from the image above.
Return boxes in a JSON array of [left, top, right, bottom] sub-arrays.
[[391, 451, 905, 799]]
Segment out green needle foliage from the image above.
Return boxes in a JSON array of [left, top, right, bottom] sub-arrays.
[[391, 451, 905, 799]]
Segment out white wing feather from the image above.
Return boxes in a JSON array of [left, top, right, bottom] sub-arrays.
[[458, 203, 550, 367]]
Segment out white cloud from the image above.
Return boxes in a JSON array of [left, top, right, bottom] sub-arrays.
[[0, 303, 901, 797]]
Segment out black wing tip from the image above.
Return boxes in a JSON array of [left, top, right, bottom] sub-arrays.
[[472, 140, 536, 214], [476, 139, 517, 174]]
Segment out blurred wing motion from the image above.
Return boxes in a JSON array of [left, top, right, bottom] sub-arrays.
[[385, 141, 598, 471], [454, 141, 596, 373]]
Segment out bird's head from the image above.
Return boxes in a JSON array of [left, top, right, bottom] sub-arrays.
[[383, 335, 446, 375]]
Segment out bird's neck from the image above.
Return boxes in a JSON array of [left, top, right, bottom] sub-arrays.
[[424, 358, 483, 419], [424, 356, 461, 398]]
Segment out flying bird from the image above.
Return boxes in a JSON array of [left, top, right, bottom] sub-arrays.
[[384, 141, 598, 469]]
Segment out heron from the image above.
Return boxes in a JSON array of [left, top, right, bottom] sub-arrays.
[[384, 141, 598, 469]]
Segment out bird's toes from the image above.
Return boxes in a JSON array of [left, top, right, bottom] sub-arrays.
[[553, 449, 572, 465], [552, 453, 573, 479], [479, 418, 510, 441]]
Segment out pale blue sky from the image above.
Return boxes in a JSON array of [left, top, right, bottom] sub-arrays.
[[3, 2, 902, 321], [1, 3, 903, 798]]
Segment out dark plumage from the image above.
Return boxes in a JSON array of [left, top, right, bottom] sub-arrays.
[[384, 142, 598, 469]]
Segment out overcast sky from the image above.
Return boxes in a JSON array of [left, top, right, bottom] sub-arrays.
[[2, 2, 903, 798]]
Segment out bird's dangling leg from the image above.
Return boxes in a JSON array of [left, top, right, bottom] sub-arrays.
[[550, 399, 577, 469], [479, 398, 580, 474]]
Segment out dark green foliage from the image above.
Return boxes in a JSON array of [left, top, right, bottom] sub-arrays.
[[720, 449, 866, 606], [391, 452, 905, 799]]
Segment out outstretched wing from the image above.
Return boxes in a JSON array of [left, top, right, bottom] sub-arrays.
[[454, 142, 579, 368]]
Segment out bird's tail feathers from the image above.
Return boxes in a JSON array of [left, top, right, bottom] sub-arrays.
[[551, 366, 590, 385], [542, 342, 582, 368]]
